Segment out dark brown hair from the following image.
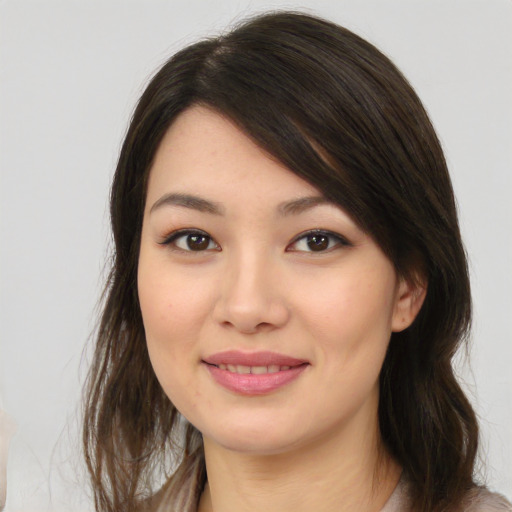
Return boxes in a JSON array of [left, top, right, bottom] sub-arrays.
[[83, 11, 478, 512]]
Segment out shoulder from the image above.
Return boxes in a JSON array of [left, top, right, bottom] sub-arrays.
[[461, 487, 512, 512], [382, 476, 512, 512]]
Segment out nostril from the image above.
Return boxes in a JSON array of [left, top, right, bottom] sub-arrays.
[[221, 320, 275, 335]]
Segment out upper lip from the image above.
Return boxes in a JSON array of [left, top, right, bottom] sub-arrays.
[[203, 350, 308, 367]]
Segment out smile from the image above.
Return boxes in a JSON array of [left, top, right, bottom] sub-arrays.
[[202, 351, 309, 395], [216, 364, 292, 374]]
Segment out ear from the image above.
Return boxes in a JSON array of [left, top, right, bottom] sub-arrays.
[[391, 275, 427, 332]]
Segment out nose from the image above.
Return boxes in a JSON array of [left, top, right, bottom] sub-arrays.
[[213, 252, 290, 334]]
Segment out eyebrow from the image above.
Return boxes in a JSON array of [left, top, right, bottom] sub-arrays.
[[149, 192, 333, 216], [150, 193, 225, 215], [277, 196, 333, 216]]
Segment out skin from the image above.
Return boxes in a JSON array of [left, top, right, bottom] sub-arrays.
[[138, 105, 425, 512]]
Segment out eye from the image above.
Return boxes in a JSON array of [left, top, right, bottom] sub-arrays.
[[160, 229, 220, 252], [287, 230, 350, 253]]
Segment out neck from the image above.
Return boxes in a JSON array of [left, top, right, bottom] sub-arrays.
[[197, 410, 401, 512]]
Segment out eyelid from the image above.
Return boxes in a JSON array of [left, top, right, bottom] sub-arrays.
[[159, 228, 220, 252], [158, 228, 350, 253], [286, 229, 352, 253]]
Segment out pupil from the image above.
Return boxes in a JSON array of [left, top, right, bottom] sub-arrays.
[[307, 235, 329, 251], [187, 234, 209, 251]]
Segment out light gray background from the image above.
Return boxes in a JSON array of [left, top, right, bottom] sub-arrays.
[[1, 1, 511, 510]]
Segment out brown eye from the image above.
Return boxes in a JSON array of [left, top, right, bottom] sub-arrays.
[[186, 234, 211, 251], [161, 229, 220, 252], [287, 230, 351, 253], [306, 234, 329, 251]]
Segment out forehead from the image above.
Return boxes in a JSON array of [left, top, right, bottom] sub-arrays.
[[146, 105, 322, 207]]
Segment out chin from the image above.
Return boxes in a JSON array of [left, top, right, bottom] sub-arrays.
[[199, 417, 304, 455], [211, 434, 300, 456]]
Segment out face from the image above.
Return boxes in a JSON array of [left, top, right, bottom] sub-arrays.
[[138, 105, 421, 455]]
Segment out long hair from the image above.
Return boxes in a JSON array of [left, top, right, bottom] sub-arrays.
[[83, 11, 478, 512]]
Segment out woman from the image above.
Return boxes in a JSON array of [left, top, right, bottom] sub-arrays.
[[83, 11, 511, 512]]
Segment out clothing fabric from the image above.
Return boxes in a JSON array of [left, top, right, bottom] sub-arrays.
[[380, 475, 411, 512], [147, 470, 512, 511], [381, 476, 512, 512]]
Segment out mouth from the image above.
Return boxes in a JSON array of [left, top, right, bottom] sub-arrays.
[[203, 350, 308, 368], [212, 363, 295, 374], [202, 351, 309, 395]]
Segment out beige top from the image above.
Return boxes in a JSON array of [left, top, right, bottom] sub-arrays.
[[380, 476, 411, 512], [381, 476, 512, 512], [146, 470, 512, 512]]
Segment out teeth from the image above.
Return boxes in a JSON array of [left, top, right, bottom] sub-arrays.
[[251, 366, 268, 374], [216, 364, 294, 374]]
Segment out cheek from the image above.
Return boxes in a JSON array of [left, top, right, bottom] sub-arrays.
[[296, 263, 398, 376], [293, 269, 397, 429], [138, 255, 211, 343], [137, 259, 213, 418], [302, 269, 396, 336], [137, 249, 215, 396]]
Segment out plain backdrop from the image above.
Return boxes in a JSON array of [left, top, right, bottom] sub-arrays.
[[0, 1, 511, 510]]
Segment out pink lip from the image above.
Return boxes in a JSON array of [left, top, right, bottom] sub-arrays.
[[202, 351, 309, 396]]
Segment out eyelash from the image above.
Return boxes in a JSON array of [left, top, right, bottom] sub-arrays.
[[159, 229, 220, 252], [159, 229, 351, 254], [287, 229, 351, 253]]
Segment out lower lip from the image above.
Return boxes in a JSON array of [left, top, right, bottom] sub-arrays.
[[204, 363, 308, 395]]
